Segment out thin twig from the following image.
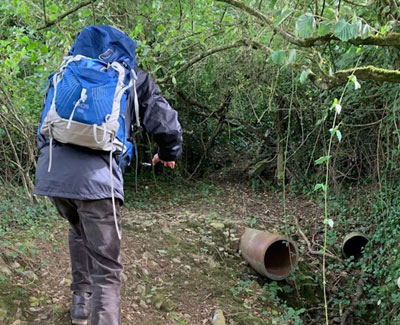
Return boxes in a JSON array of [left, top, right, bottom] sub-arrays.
[[42, 0, 47, 25], [294, 215, 342, 262], [91, 0, 96, 25], [158, 40, 246, 84], [38, 0, 98, 30]]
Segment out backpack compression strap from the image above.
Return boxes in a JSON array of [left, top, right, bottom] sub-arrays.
[[131, 69, 140, 128]]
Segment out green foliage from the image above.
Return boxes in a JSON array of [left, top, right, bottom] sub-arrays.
[[270, 50, 286, 65], [321, 181, 400, 324], [274, 9, 293, 27], [317, 21, 333, 37], [296, 13, 316, 39], [0, 185, 57, 234], [262, 282, 305, 324], [333, 19, 364, 42]]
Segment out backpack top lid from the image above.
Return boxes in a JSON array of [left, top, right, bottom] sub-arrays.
[[69, 25, 137, 69]]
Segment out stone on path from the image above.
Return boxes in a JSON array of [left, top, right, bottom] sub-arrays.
[[212, 309, 226, 325], [0, 261, 12, 276], [11, 320, 27, 325], [22, 270, 38, 281]]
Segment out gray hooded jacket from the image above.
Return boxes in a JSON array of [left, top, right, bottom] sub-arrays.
[[34, 68, 182, 202]]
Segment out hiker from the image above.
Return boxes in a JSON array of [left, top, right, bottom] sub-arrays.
[[34, 26, 182, 325]]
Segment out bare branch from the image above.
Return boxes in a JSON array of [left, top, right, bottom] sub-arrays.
[[38, 0, 97, 30]]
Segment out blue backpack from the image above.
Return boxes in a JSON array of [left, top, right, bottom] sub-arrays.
[[38, 25, 140, 171]]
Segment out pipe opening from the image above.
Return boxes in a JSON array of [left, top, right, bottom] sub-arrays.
[[264, 240, 297, 277], [343, 235, 369, 259]]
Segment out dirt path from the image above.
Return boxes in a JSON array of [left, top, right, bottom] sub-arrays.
[[0, 180, 321, 324]]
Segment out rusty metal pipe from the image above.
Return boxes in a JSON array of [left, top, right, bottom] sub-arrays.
[[239, 228, 299, 280], [342, 232, 369, 259]]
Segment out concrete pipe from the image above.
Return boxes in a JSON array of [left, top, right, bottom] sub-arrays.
[[342, 232, 369, 259], [239, 227, 299, 281]]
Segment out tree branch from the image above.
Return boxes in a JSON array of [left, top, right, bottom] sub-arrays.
[[218, 0, 321, 46], [342, 0, 370, 7], [217, 0, 400, 47], [38, 0, 97, 30], [309, 65, 400, 89], [189, 93, 233, 178], [158, 40, 246, 83], [177, 91, 274, 145]]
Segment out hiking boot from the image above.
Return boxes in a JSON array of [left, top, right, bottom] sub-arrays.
[[70, 291, 92, 325]]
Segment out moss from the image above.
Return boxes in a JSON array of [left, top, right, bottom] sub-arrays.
[[353, 32, 400, 47], [165, 233, 180, 246], [339, 65, 400, 82], [186, 220, 202, 229], [151, 293, 177, 312], [179, 241, 198, 251], [0, 282, 31, 323]]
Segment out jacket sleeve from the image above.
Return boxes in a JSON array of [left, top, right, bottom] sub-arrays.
[[135, 68, 183, 161]]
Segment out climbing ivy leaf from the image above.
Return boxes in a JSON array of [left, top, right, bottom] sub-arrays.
[[27, 41, 38, 51], [296, 13, 316, 38], [17, 35, 29, 44], [81, 8, 91, 17], [39, 45, 48, 54]]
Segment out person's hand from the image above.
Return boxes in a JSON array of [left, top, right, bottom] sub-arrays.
[[152, 153, 175, 169]]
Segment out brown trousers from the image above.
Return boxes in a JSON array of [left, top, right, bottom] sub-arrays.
[[50, 197, 122, 325]]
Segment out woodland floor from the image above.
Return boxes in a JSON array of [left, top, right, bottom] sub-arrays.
[[0, 178, 323, 325]]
